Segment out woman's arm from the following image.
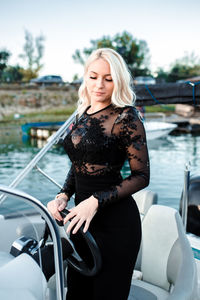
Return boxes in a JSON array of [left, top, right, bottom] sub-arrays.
[[58, 164, 76, 199], [93, 107, 150, 209], [47, 165, 76, 221]]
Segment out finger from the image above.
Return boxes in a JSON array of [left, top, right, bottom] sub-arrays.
[[66, 215, 80, 234], [63, 210, 75, 224], [58, 201, 67, 211], [53, 210, 63, 221], [72, 218, 85, 234], [47, 204, 63, 221], [83, 219, 90, 233]]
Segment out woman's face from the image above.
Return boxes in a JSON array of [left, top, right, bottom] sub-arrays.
[[85, 58, 114, 105]]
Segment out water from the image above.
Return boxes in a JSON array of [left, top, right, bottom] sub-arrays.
[[1, 126, 200, 214]]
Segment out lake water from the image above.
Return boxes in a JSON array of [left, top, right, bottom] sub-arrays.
[[1, 126, 200, 214]]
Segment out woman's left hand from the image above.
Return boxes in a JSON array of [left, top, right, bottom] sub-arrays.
[[63, 196, 98, 234]]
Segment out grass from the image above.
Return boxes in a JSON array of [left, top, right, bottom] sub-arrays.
[[144, 104, 175, 114], [0, 106, 76, 128]]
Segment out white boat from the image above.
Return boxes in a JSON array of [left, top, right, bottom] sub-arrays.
[[0, 184, 199, 300], [0, 112, 199, 300], [143, 112, 177, 140], [144, 121, 177, 140]]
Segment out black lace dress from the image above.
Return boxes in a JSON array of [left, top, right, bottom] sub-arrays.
[[61, 104, 150, 300]]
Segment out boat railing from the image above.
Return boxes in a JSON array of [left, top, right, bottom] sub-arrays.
[[182, 163, 190, 230], [0, 110, 77, 204], [0, 185, 65, 300]]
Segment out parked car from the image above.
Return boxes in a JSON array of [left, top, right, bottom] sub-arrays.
[[70, 78, 83, 85], [30, 75, 64, 85], [134, 76, 156, 85]]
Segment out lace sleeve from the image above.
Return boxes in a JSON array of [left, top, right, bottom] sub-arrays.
[[59, 165, 76, 199], [93, 107, 150, 209]]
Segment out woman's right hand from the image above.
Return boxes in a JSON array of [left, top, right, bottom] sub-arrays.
[[47, 193, 68, 221]]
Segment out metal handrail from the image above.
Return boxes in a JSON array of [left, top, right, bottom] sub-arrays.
[[35, 165, 62, 189], [0, 110, 77, 204], [0, 185, 65, 300], [182, 163, 190, 230]]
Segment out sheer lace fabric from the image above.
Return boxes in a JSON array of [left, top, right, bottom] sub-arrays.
[[61, 104, 150, 208]]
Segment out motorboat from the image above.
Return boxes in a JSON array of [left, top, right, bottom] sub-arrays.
[[144, 121, 177, 140], [0, 111, 199, 299], [0, 182, 199, 300], [143, 113, 177, 140]]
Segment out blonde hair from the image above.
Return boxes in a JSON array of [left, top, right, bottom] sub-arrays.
[[77, 48, 136, 116]]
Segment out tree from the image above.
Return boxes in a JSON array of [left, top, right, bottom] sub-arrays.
[[0, 50, 11, 78], [72, 31, 151, 77], [168, 52, 200, 82], [155, 67, 169, 83], [1, 65, 23, 83], [19, 30, 45, 81]]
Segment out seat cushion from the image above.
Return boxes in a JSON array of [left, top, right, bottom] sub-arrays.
[[0, 253, 47, 300], [0, 251, 13, 267], [0, 289, 38, 300], [129, 279, 169, 300]]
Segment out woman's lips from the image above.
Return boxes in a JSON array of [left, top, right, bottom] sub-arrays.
[[94, 92, 104, 96]]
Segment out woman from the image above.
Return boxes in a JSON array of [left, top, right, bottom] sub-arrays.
[[47, 48, 150, 300]]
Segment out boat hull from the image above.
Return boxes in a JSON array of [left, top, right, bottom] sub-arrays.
[[144, 121, 177, 140]]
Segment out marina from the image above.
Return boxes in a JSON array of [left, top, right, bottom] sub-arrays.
[[1, 0, 200, 298]]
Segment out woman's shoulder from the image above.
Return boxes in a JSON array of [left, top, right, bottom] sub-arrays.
[[114, 105, 142, 123]]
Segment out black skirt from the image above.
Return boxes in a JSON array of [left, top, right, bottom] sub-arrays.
[[66, 174, 141, 300]]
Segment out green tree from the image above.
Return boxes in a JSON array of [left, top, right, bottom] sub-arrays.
[[0, 50, 11, 79], [19, 30, 45, 81], [168, 52, 200, 82], [72, 31, 151, 76], [155, 68, 169, 83], [1, 65, 23, 83]]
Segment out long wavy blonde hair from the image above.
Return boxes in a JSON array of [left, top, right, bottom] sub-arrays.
[[77, 48, 136, 116]]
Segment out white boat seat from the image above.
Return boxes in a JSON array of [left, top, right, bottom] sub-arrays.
[[129, 281, 169, 300], [129, 205, 198, 300], [133, 189, 158, 219], [0, 251, 13, 268], [0, 252, 47, 300], [0, 289, 40, 300]]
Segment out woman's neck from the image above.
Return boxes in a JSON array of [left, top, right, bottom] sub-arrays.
[[88, 101, 111, 114]]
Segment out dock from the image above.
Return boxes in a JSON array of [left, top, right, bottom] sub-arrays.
[[21, 122, 64, 140], [21, 110, 200, 141], [161, 114, 200, 134]]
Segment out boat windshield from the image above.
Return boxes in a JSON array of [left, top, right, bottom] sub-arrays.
[[0, 188, 65, 300]]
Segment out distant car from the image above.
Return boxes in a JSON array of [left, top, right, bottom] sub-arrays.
[[30, 75, 64, 85], [134, 76, 156, 85], [70, 78, 83, 85]]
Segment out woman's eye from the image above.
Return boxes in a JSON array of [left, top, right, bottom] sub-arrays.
[[105, 79, 113, 82], [90, 76, 96, 80]]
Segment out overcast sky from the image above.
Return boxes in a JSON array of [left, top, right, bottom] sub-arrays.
[[1, 0, 200, 81]]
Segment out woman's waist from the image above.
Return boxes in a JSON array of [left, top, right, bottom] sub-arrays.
[[74, 172, 122, 194]]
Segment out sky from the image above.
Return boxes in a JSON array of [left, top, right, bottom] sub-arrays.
[[1, 0, 200, 82]]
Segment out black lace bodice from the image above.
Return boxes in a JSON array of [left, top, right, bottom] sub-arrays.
[[60, 104, 150, 209]]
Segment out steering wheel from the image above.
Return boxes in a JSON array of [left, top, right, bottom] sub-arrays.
[[54, 208, 102, 277]]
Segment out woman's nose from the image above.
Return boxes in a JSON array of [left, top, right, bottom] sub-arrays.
[[96, 78, 104, 88]]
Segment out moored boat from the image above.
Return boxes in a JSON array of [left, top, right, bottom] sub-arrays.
[[144, 121, 177, 140]]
